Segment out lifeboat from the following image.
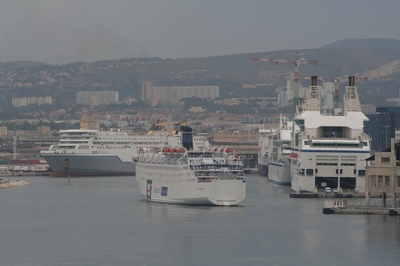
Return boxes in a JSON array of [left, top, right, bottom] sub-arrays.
[[225, 148, 233, 153], [177, 148, 185, 153], [162, 148, 170, 153], [154, 147, 161, 151]]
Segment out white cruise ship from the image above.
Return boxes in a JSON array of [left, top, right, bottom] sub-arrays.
[[135, 124, 246, 206], [290, 76, 371, 193], [267, 115, 299, 186], [40, 118, 176, 176]]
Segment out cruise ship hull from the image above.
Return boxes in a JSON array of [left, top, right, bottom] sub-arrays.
[[268, 162, 291, 186], [43, 154, 135, 176], [136, 173, 245, 206]]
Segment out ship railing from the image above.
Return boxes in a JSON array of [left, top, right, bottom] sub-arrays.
[[194, 170, 245, 177], [48, 145, 60, 151], [360, 132, 371, 140], [191, 165, 244, 171], [139, 158, 187, 165], [196, 174, 245, 183]]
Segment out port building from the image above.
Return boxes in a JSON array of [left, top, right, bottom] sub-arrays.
[[365, 138, 400, 208]]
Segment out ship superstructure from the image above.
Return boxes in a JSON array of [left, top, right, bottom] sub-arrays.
[[267, 115, 299, 185]]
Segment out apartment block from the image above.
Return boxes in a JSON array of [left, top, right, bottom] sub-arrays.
[[12, 96, 52, 107], [142, 82, 219, 106], [76, 91, 119, 105]]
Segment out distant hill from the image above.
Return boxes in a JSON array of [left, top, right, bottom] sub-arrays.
[[0, 61, 48, 69], [320, 38, 400, 49], [2, 38, 400, 110]]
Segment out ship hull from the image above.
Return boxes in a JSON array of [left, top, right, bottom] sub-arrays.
[[268, 162, 291, 186], [291, 149, 370, 193], [136, 164, 246, 206], [258, 162, 268, 177], [43, 154, 135, 177]]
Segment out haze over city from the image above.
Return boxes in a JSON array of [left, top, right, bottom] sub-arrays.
[[0, 0, 399, 65]]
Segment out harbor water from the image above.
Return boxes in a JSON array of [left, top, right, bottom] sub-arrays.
[[1, 174, 400, 265]]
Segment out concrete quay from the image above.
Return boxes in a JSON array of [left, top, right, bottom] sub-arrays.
[[290, 192, 370, 198], [323, 206, 399, 216], [322, 199, 400, 216], [0, 179, 29, 189]]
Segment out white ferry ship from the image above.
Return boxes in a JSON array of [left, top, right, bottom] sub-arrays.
[[135, 125, 246, 206], [290, 76, 371, 193], [267, 115, 299, 186], [257, 125, 275, 177], [40, 118, 175, 176]]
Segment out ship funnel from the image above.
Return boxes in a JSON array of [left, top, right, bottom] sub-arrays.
[[180, 124, 193, 151], [348, 76, 355, 86], [311, 76, 318, 86]]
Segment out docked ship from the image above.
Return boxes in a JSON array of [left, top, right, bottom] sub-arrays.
[[135, 124, 246, 206], [257, 125, 274, 177], [290, 76, 371, 193], [41, 118, 176, 176], [267, 115, 298, 186]]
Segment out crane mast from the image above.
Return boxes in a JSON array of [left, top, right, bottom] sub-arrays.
[[251, 51, 318, 114]]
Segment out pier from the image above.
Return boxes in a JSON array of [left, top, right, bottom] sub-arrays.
[[322, 200, 399, 216]]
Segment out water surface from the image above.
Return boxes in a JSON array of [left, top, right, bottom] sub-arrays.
[[1, 175, 399, 265]]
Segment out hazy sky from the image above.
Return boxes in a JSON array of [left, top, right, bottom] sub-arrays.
[[1, 0, 399, 65]]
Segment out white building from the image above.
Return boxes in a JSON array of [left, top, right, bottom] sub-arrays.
[[12, 96, 52, 107]]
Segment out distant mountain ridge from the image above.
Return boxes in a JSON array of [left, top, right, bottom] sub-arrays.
[[1, 38, 400, 109], [0, 61, 48, 69], [320, 38, 400, 49]]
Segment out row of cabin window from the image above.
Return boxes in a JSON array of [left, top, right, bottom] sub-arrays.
[[316, 163, 356, 166], [304, 141, 368, 147], [299, 169, 365, 176]]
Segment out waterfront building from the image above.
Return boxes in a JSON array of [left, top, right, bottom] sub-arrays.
[[365, 138, 400, 208], [212, 130, 258, 144]]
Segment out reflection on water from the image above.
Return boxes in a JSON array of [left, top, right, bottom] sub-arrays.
[[301, 230, 320, 255]]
